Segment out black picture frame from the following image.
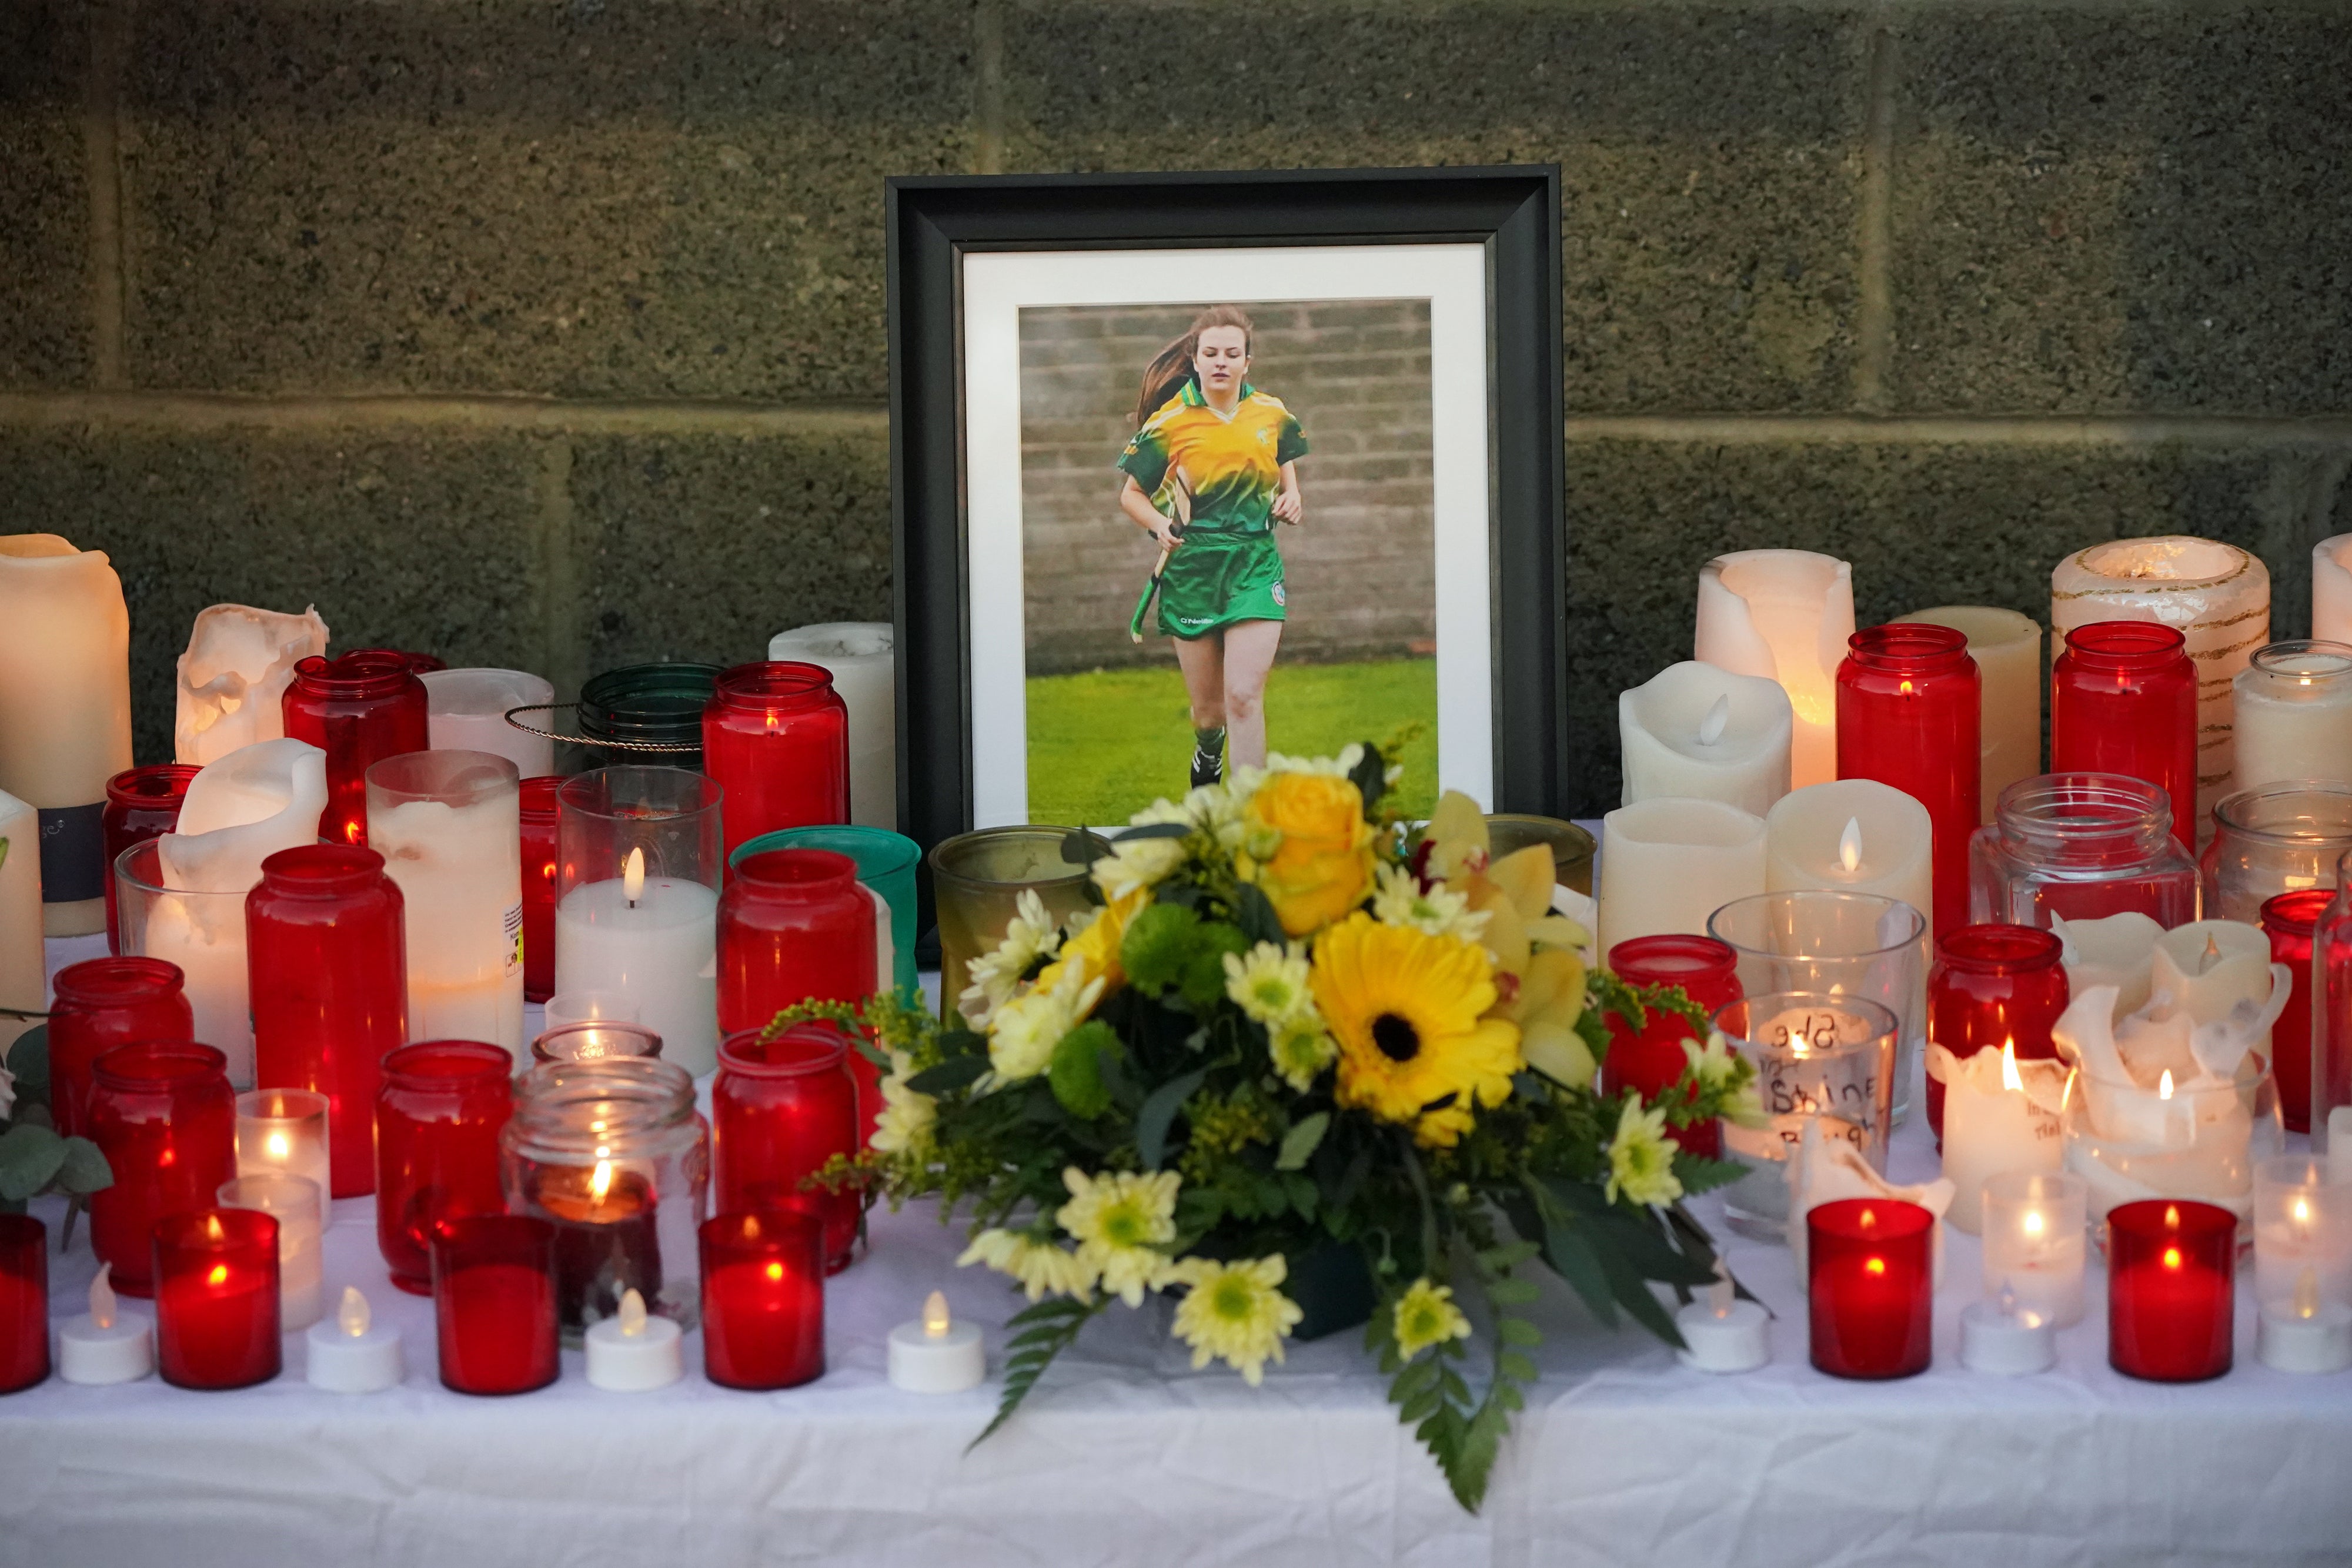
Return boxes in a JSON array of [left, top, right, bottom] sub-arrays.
[[887, 167, 1566, 881]]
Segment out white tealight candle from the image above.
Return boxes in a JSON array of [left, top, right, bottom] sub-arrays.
[[2258, 1268, 2352, 1375], [1959, 1287, 2056, 1376], [1618, 661, 1794, 817], [584, 1287, 684, 1392], [56, 1264, 153, 1385], [1673, 1271, 1768, 1374], [888, 1290, 985, 1393], [553, 853, 720, 1076], [306, 1286, 405, 1393]]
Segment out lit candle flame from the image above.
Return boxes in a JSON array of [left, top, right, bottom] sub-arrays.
[[2059, 1070, 2074, 1113], [2296, 1265, 2321, 1321], [2022, 1208, 2046, 1239], [617, 1288, 649, 1338], [1838, 817, 1862, 874], [207, 1265, 229, 1288], [266, 1131, 290, 1162], [2162, 1246, 2183, 1271], [1899, 679, 1915, 697], [1859, 1206, 1877, 1231], [339, 1285, 371, 1338], [1707, 1256, 1735, 1319], [204, 1212, 224, 1243], [2159, 1069, 2174, 1102], [924, 1290, 953, 1339], [623, 847, 646, 906], [1865, 1256, 1886, 1276], [2164, 1203, 2180, 1229], [2001, 1039, 2022, 1094], [590, 1160, 614, 1202], [1696, 694, 1730, 747], [89, 1262, 116, 1330]]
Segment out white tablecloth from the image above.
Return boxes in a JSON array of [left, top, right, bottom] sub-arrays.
[[5, 938, 2350, 1567]]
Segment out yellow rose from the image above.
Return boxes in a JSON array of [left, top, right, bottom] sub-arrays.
[[1041, 885, 1149, 994], [1236, 772, 1375, 937]]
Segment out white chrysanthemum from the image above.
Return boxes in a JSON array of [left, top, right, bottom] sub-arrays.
[[987, 956, 1106, 1082], [1688, 1032, 1768, 1129], [1369, 862, 1491, 942], [958, 1228, 1098, 1303], [1392, 1278, 1473, 1361], [1262, 744, 1365, 780], [1604, 1095, 1684, 1208], [1222, 940, 1314, 1025], [1267, 1015, 1338, 1092], [867, 1050, 937, 1156], [1169, 1254, 1303, 1386], [958, 889, 1063, 1025], [1057, 1167, 1182, 1306], [1091, 834, 1188, 901]]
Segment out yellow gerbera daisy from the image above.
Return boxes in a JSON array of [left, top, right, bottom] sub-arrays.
[[1393, 1278, 1473, 1360], [1309, 914, 1522, 1147]]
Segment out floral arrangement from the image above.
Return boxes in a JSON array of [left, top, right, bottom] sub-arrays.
[[836, 747, 1759, 1511]]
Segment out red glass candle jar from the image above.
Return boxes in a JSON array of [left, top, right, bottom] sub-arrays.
[[2052, 621, 2199, 853], [282, 650, 430, 847], [714, 1025, 860, 1273], [1807, 1196, 1934, 1378], [47, 956, 193, 1140], [431, 1214, 559, 1395], [1598, 935, 1740, 1161], [702, 662, 850, 865], [700, 1211, 824, 1389], [518, 775, 560, 1003], [0, 1215, 47, 1393], [1925, 924, 2069, 1147], [248, 845, 407, 1196], [86, 1042, 236, 1297], [1836, 624, 1982, 939], [2262, 888, 2326, 1135], [153, 1208, 280, 1389], [719, 848, 879, 1138], [2107, 1198, 2235, 1382], [376, 1041, 514, 1296], [102, 763, 198, 953]]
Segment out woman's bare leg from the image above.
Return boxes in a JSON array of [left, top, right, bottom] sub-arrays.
[[1172, 633, 1229, 785], [1220, 618, 1284, 770]]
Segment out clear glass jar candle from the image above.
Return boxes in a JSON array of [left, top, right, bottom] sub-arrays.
[[702, 661, 850, 865], [2201, 782, 2352, 924], [1834, 623, 1980, 939], [2233, 641, 2352, 794], [1967, 773, 2200, 929], [101, 763, 198, 954], [2051, 621, 2198, 854], [280, 650, 430, 848], [530, 1019, 663, 1066], [1711, 992, 1900, 1241], [232, 1088, 331, 1229], [112, 838, 260, 1089], [1980, 1169, 2088, 1328]]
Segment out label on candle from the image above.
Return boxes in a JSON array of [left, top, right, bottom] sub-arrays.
[[37, 802, 103, 902], [505, 903, 523, 976]]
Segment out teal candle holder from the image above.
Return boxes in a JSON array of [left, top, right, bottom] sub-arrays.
[[729, 825, 921, 1004]]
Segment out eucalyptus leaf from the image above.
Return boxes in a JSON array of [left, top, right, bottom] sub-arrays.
[[0, 1124, 66, 1202], [54, 1136, 111, 1195], [1228, 881, 1285, 946], [1348, 742, 1388, 818], [906, 1055, 990, 1095], [1134, 1068, 1207, 1171], [1112, 822, 1191, 842], [1275, 1111, 1329, 1171], [1059, 830, 1113, 867], [4, 1025, 46, 1097]]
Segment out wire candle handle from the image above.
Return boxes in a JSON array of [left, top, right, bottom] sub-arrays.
[[500, 704, 703, 756]]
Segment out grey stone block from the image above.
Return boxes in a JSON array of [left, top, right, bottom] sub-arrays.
[[0, 0, 93, 387], [569, 422, 893, 677], [1890, 10, 2352, 414], [0, 423, 547, 764], [1562, 435, 2346, 814], [1003, 1, 1869, 414], [122, 0, 978, 399]]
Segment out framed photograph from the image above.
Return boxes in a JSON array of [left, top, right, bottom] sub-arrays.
[[888, 168, 1565, 856]]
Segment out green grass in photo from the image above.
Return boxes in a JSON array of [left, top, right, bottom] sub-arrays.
[[1025, 657, 1438, 827]]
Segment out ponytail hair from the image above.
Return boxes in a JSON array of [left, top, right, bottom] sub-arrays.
[[1133, 305, 1255, 428]]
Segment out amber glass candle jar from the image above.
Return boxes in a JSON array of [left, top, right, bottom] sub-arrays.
[[86, 1041, 236, 1296], [1835, 624, 1980, 938], [1925, 924, 2068, 1148], [375, 1041, 514, 1296], [2050, 621, 2199, 853], [703, 661, 850, 865], [46, 955, 193, 1140], [101, 763, 198, 953], [280, 650, 430, 847]]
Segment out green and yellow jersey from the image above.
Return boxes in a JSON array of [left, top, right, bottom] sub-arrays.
[[1118, 382, 1308, 536]]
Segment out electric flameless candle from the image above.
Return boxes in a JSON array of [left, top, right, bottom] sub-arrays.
[[2252, 1156, 2352, 1374], [56, 1263, 153, 1385], [1617, 661, 1793, 817], [585, 1286, 685, 1392], [1980, 1169, 2089, 1328], [888, 1290, 985, 1393], [1763, 781, 1933, 926], [306, 1285, 403, 1393], [233, 1088, 332, 1229], [1595, 797, 1767, 957], [217, 1172, 325, 1330], [1693, 550, 1855, 790], [1672, 1262, 1768, 1375]]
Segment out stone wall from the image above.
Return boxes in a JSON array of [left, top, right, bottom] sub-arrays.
[[2, 0, 2348, 811]]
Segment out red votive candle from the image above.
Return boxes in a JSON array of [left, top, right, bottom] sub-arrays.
[[86, 1041, 236, 1297], [248, 844, 409, 1196], [1598, 934, 1740, 1161], [1926, 924, 2069, 1147], [102, 763, 199, 954], [282, 650, 430, 847], [1807, 1196, 1934, 1379], [1837, 623, 1981, 939], [719, 850, 880, 1138], [715, 1025, 861, 1272], [153, 1207, 281, 1389], [376, 1041, 515, 1295], [2107, 1198, 2236, 1382], [47, 955, 194, 1140], [2260, 889, 2326, 1134], [2051, 621, 2199, 854], [0, 1215, 48, 1393], [700, 1211, 825, 1390], [432, 1214, 559, 1395], [518, 775, 560, 1003], [702, 661, 850, 866]]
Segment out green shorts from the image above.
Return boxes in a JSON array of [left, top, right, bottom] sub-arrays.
[[1158, 530, 1287, 639]]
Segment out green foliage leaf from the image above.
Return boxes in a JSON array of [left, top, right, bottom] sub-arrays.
[[4, 1025, 47, 1099], [1120, 902, 1201, 994], [1275, 1111, 1329, 1171], [1112, 822, 1191, 842], [1228, 881, 1286, 946], [1496, 1316, 1542, 1349], [1047, 1021, 1119, 1119], [0, 1124, 66, 1202], [1060, 830, 1113, 866], [971, 1295, 1102, 1449], [906, 1055, 989, 1096], [54, 1136, 111, 1195], [1348, 742, 1388, 818], [1671, 1151, 1751, 1198], [1135, 1068, 1207, 1171]]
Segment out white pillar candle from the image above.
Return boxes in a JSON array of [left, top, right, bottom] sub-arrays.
[[173, 604, 328, 766], [1959, 1291, 2057, 1375], [2314, 535, 2352, 646], [2052, 537, 2270, 845], [218, 1172, 325, 1330], [1938, 1042, 2067, 1233], [1694, 550, 1855, 790], [369, 751, 525, 1058], [1893, 607, 2043, 824], [1595, 797, 1767, 957], [2333, 1106, 2352, 1181], [584, 1287, 684, 1392], [0, 534, 133, 936], [888, 1290, 985, 1393], [1763, 779, 1933, 927], [419, 668, 556, 780], [306, 1286, 404, 1393], [2231, 642, 2352, 791], [234, 1089, 332, 1230], [554, 869, 719, 1075], [1618, 661, 1793, 817], [769, 623, 895, 830], [0, 791, 42, 1059], [1981, 1171, 2089, 1328], [55, 1265, 153, 1385]]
